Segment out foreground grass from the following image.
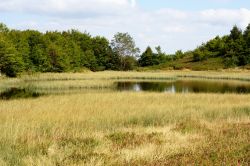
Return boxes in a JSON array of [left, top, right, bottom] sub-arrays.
[[0, 92, 249, 165]]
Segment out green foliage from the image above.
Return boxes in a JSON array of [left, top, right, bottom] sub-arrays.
[[111, 32, 140, 70], [111, 32, 140, 57], [0, 23, 135, 75], [0, 23, 9, 33], [230, 25, 242, 40], [47, 43, 69, 72], [174, 50, 185, 60], [0, 37, 24, 77], [242, 24, 250, 64], [122, 56, 137, 70], [139, 46, 154, 66], [1, 22, 250, 75], [82, 50, 98, 71], [193, 49, 210, 61], [91, 36, 119, 71], [156, 46, 170, 63], [138, 46, 169, 67], [191, 24, 250, 68]]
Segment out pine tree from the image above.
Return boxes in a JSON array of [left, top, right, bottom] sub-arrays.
[[139, 46, 154, 67], [242, 24, 250, 64]]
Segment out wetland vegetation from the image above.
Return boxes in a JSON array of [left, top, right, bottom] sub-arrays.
[[1, 2, 250, 165], [0, 71, 249, 165]]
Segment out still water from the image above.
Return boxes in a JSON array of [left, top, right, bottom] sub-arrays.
[[116, 80, 250, 94]]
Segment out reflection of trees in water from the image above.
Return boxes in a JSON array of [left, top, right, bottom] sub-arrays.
[[236, 86, 249, 93], [139, 82, 169, 91], [116, 80, 250, 94], [0, 88, 41, 100]]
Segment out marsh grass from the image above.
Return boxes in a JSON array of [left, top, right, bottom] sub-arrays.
[[0, 71, 249, 165], [1, 71, 250, 96], [20, 71, 250, 82], [0, 92, 249, 165]]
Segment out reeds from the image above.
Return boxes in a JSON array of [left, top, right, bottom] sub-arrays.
[[0, 71, 249, 165], [0, 92, 249, 165]]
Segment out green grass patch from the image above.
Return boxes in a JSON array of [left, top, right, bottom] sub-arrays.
[[107, 132, 164, 149]]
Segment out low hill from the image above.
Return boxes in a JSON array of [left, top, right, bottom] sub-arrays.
[[141, 56, 250, 71]]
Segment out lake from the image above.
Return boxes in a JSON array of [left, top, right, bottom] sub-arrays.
[[116, 80, 250, 94]]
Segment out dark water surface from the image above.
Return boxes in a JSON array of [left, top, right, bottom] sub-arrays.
[[116, 80, 250, 94], [0, 88, 42, 100]]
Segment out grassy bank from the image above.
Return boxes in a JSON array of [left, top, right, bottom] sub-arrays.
[[0, 71, 249, 165]]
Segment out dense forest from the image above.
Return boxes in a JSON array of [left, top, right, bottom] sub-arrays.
[[0, 22, 250, 77]]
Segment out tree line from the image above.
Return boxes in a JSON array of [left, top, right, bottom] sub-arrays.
[[0, 23, 250, 77], [0, 23, 143, 77], [191, 24, 250, 67], [138, 24, 250, 68]]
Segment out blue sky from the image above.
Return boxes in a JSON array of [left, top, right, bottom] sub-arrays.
[[0, 0, 250, 53], [138, 0, 250, 10]]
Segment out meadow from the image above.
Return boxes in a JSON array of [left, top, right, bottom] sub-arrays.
[[0, 71, 249, 165]]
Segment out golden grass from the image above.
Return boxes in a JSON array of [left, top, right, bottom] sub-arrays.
[[0, 71, 250, 165], [0, 92, 249, 165], [18, 70, 250, 81]]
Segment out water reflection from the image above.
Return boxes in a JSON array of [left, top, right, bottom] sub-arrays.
[[116, 80, 250, 94], [0, 88, 42, 100]]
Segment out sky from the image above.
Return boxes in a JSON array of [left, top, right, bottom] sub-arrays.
[[0, 0, 250, 53]]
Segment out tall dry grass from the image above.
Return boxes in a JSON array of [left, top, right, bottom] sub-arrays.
[[0, 92, 249, 165], [0, 71, 250, 165]]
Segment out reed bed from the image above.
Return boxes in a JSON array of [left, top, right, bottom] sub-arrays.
[[21, 71, 250, 81], [0, 93, 249, 165], [0, 71, 249, 165]]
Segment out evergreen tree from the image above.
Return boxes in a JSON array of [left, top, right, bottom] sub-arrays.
[[155, 46, 168, 63], [226, 25, 245, 66], [229, 25, 242, 41], [243, 24, 250, 64], [139, 46, 154, 67]]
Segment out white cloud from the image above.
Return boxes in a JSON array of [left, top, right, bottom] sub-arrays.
[[198, 8, 250, 27], [0, 0, 136, 16], [131, 0, 136, 8], [1, 0, 250, 53]]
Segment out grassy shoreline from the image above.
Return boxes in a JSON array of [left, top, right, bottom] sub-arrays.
[[1, 71, 250, 92]]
